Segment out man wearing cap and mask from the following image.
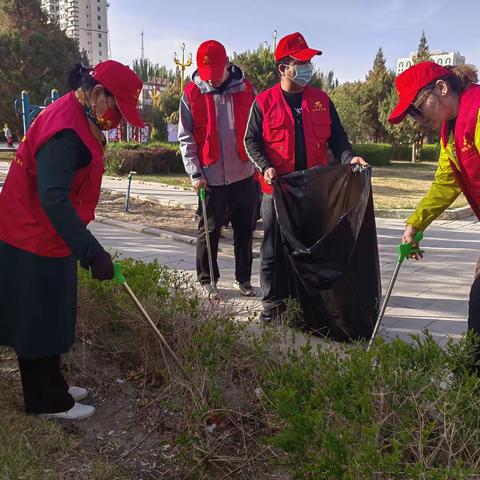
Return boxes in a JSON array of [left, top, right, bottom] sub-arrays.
[[244, 32, 368, 324], [178, 40, 257, 297], [0, 60, 144, 420]]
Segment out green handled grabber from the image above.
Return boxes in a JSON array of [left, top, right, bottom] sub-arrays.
[[199, 187, 220, 302], [367, 231, 424, 351], [113, 263, 191, 382]]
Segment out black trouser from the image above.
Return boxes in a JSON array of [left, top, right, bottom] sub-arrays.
[[17, 355, 74, 414], [469, 276, 480, 335], [197, 176, 256, 285], [260, 194, 290, 312]]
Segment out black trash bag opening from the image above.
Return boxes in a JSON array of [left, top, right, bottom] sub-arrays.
[[273, 165, 381, 342]]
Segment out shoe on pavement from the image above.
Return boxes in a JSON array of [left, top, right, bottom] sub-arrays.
[[40, 402, 96, 421], [233, 281, 255, 297], [68, 386, 88, 402]]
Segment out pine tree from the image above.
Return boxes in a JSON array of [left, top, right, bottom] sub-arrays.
[[410, 31, 432, 161], [232, 45, 278, 92], [413, 31, 431, 64], [363, 47, 395, 142]]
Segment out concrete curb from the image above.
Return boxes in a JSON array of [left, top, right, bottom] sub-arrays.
[[94, 215, 259, 257], [375, 205, 473, 220]]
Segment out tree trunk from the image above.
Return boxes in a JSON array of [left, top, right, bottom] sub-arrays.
[[411, 132, 424, 163]]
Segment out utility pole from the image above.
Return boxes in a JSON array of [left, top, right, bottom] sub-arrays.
[[273, 30, 278, 51], [173, 43, 192, 92], [141, 28, 145, 61]]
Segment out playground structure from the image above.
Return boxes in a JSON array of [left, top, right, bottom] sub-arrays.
[[15, 89, 60, 135], [14, 89, 151, 143]]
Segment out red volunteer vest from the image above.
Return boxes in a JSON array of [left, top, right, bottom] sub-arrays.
[[441, 84, 480, 220], [256, 83, 331, 194], [0, 91, 105, 257], [184, 78, 255, 167]]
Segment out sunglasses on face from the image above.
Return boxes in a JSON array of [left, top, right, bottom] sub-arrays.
[[407, 87, 434, 120]]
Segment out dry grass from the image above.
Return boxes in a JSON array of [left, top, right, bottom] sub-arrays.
[[371, 161, 468, 210], [0, 151, 14, 162], [110, 161, 469, 211]]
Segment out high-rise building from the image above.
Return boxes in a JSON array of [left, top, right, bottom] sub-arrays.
[[41, 0, 109, 66], [395, 50, 465, 75]]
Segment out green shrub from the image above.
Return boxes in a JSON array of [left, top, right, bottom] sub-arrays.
[[104, 142, 183, 175], [107, 141, 180, 152], [392, 143, 440, 162], [352, 143, 392, 166], [263, 333, 480, 479], [76, 258, 480, 478]]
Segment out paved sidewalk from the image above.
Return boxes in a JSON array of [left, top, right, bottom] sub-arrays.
[[2, 158, 479, 344], [0, 160, 198, 208], [90, 214, 480, 346]]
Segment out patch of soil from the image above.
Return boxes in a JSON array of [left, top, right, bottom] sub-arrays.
[[96, 192, 263, 252], [61, 347, 185, 479]]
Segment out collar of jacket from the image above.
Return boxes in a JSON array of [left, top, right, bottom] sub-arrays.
[[192, 64, 246, 95]]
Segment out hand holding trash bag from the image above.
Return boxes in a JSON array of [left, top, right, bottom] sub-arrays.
[[264, 167, 277, 185], [349, 157, 369, 167]]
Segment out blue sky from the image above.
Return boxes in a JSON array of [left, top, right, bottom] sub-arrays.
[[109, 0, 480, 83]]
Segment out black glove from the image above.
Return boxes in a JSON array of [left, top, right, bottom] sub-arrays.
[[90, 249, 114, 281]]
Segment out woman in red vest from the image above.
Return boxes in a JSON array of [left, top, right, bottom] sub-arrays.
[[0, 61, 144, 420], [388, 61, 480, 344]]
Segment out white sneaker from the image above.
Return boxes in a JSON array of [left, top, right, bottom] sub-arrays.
[[68, 386, 88, 402], [41, 402, 96, 421], [232, 281, 255, 297]]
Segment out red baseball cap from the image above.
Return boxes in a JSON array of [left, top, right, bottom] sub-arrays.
[[90, 60, 145, 127], [274, 32, 322, 62], [196, 40, 227, 82], [388, 61, 452, 124]]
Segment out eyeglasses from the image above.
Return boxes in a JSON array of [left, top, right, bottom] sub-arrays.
[[407, 88, 434, 120]]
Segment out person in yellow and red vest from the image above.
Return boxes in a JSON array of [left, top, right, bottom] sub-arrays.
[[0, 61, 144, 421], [388, 61, 480, 346], [178, 40, 257, 297], [244, 32, 368, 324]]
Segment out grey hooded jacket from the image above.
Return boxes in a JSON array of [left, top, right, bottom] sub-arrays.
[[178, 65, 255, 186]]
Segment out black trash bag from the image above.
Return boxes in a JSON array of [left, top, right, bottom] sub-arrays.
[[273, 164, 381, 342]]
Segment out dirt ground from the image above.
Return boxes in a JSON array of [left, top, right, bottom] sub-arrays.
[[0, 345, 184, 479]]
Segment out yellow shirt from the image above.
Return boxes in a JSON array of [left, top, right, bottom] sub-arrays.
[[407, 109, 480, 231]]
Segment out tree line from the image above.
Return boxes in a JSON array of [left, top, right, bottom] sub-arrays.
[[0, 1, 437, 160]]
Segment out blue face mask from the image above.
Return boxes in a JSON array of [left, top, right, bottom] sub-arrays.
[[284, 63, 314, 87]]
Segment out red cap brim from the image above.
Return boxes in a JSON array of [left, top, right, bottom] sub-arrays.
[[290, 48, 322, 61], [198, 64, 225, 82], [116, 98, 145, 128], [388, 90, 418, 124]]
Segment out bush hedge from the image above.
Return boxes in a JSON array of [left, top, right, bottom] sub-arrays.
[[75, 257, 480, 478], [104, 141, 183, 175], [352, 143, 440, 166], [104, 141, 441, 175], [391, 143, 440, 162], [352, 143, 392, 166]]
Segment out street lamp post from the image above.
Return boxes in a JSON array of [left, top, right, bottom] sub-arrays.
[[173, 43, 192, 92]]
